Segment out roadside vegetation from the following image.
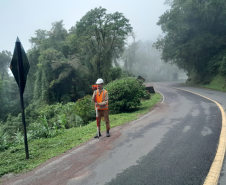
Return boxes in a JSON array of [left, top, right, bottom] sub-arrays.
[[155, 0, 226, 88], [197, 75, 226, 92], [0, 7, 167, 179], [0, 92, 161, 177]]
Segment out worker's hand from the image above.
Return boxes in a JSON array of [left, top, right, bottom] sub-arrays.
[[95, 103, 99, 106]]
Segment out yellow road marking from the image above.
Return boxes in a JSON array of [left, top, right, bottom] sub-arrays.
[[167, 86, 226, 185]]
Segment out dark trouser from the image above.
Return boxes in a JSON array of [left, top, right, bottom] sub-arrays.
[[98, 109, 110, 131]]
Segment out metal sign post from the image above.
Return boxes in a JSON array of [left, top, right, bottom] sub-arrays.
[[10, 37, 30, 159]]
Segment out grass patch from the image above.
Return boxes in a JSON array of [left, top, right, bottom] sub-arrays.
[[197, 74, 226, 92], [0, 93, 161, 177]]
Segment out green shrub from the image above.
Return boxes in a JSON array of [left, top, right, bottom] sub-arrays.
[[13, 129, 25, 144], [1, 96, 94, 148], [109, 67, 122, 81], [74, 95, 95, 124], [36, 102, 83, 128], [25, 102, 40, 121], [105, 77, 146, 113], [1, 114, 23, 138], [143, 90, 151, 100], [28, 115, 59, 139], [36, 96, 94, 127], [61, 102, 84, 127], [0, 131, 11, 151], [38, 103, 63, 120]]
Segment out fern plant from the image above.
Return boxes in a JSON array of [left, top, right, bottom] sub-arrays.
[[14, 129, 24, 144]]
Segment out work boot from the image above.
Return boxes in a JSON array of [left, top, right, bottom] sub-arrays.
[[106, 131, 110, 137], [94, 132, 101, 138]]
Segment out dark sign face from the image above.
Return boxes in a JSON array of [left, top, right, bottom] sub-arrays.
[[10, 38, 30, 94]]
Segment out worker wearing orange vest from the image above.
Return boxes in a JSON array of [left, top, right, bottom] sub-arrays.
[[92, 78, 110, 138]]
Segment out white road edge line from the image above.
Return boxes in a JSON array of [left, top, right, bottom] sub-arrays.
[[155, 90, 164, 104]]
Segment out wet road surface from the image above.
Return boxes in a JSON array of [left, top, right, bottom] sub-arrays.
[[162, 82, 226, 185]]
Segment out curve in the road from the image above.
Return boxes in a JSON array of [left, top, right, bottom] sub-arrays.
[[164, 84, 226, 185], [155, 90, 165, 104]]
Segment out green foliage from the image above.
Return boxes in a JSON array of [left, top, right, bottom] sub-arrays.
[[57, 114, 67, 129], [29, 29, 48, 46], [220, 57, 226, 76], [108, 67, 123, 82], [155, 0, 226, 83], [26, 96, 94, 132], [74, 95, 95, 124], [0, 101, 86, 148], [105, 77, 146, 113], [123, 41, 139, 73], [29, 20, 92, 105], [1, 7, 133, 123], [0, 7, 134, 155], [0, 93, 161, 177], [0, 75, 21, 121], [0, 114, 32, 151], [22, 8, 132, 110], [0, 50, 11, 81], [38, 115, 51, 136], [75, 7, 132, 79], [49, 20, 68, 42], [121, 70, 134, 78], [13, 129, 24, 144], [28, 115, 59, 139], [199, 74, 226, 92], [143, 90, 151, 100], [35, 102, 84, 129], [207, 49, 226, 77], [207, 54, 223, 74], [0, 124, 32, 152], [1, 114, 23, 138], [0, 131, 11, 151]]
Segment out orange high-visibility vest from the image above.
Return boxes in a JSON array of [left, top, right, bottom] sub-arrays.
[[95, 89, 108, 110]]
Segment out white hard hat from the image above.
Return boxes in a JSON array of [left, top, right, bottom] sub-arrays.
[[96, 78, 104, 84]]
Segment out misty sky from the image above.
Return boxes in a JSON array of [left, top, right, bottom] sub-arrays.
[[0, 0, 169, 53]]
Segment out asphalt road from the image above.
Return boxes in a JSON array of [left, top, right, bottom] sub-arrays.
[[1, 82, 224, 185], [162, 82, 226, 185]]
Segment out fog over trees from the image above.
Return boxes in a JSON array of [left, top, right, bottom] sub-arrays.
[[0, 6, 184, 124], [0, 8, 137, 141], [122, 37, 186, 82], [156, 0, 226, 84]]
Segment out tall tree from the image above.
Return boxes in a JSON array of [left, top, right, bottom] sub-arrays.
[[75, 7, 132, 82], [29, 29, 48, 47], [155, 0, 226, 83], [28, 21, 69, 104], [28, 20, 90, 104], [123, 42, 139, 73], [0, 51, 11, 81], [0, 51, 21, 121]]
